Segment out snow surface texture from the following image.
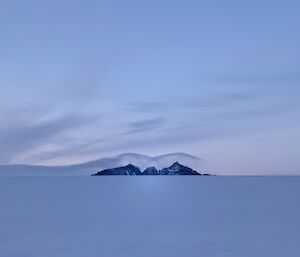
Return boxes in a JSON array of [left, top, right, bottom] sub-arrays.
[[0, 176, 299, 257]]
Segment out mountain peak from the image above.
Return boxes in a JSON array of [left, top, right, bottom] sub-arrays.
[[167, 162, 187, 171], [92, 163, 142, 176], [125, 164, 138, 168], [160, 162, 200, 175], [143, 166, 159, 175], [170, 161, 183, 167]]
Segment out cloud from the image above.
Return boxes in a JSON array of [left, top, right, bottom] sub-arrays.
[[72, 152, 207, 172], [21, 136, 107, 164], [1, 72, 297, 166], [126, 102, 167, 113], [185, 91, 257, 109], [126, 118, 165, 134], [22, 83, 296, 166], [125, 90, 258, 114], [0, 113, 94, 163], [203, 71, 300, 85], [52, 61, 108, 104]]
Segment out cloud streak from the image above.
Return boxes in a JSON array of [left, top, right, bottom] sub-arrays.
[[0, 113, 95, 163], [126, 118, 165, 134]]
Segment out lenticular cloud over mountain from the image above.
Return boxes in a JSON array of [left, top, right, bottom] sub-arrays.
[[0, 153, 208, 176], [107, 153, 206, 171]]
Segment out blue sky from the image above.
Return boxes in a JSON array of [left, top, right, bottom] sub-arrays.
[[0, 0, 299, 173]]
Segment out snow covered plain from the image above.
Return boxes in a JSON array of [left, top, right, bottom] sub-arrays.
[[0, 176, 299, 257]]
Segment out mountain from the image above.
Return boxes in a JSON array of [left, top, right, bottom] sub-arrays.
[[142, 167, 159, 175], [92, 164, 142, 176], [93, 162, 206, 176], [159, 162, 200, 175], [0, 153, 207, 176]]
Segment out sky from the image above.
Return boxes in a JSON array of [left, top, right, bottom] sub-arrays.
[[0, 0, 300, 174]]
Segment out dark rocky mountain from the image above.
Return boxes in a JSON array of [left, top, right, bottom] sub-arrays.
[[93, 162, 208, 176], [159, 162, 200, 175], [92, 164, 142, 176], [142, 167, 159, 175]]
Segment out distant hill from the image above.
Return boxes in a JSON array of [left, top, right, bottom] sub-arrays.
[[92, 162, 209, 176]]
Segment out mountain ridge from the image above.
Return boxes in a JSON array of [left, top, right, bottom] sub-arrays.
[[92, 162, 209, 176]]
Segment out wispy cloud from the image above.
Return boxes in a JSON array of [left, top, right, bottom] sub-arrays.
[[126, 102, 167, 113], [0, 113, 95, 163], [203, 71, 300, 85], [126, 118, 165, 134]]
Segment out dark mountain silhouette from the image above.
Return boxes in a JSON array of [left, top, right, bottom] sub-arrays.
[[92, 164, 142, 176], [93, 162, 208, 176], [159, 162, 200, 175], [143, 167, 159, 175]]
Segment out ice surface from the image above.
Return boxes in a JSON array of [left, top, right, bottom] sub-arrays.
[[0, 176, 299, 257]]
